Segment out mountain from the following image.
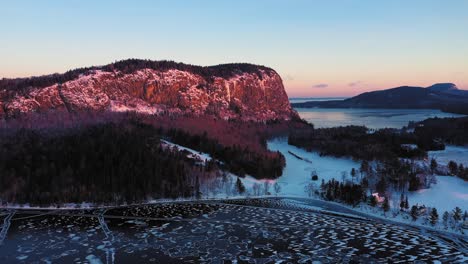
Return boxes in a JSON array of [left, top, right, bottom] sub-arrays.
[[292, 83, 468, 114], [0, 59, 297, 121]]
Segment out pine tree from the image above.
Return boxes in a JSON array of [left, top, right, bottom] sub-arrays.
[[360, 160, 369, 177], [235, 177, 246, 194], [194, 175, 201, 200], [350, 168, 357, 183], [369, 195, 377, 207], [448, 161, 458, 175], [442, 211, 449, 229], [410, 205, 419, 221], [430, 158, 438, 174], [382, 197, 390, 214], [399, 193, 405, 211], [404, 196, 409, 210], [376, 176, 387, 194], [429, 208, 439, 226], [453, 207, 462, 222]]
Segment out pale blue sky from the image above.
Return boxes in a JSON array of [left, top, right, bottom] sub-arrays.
[[1, 0, 467, 96]]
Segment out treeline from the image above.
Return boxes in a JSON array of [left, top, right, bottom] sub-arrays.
[[0, 112, 291, 206], [447, 160, 468, 181], [411, 117, 468, 146], [0, 122, 217, 205], [0, 59, 273, 92], [288, 126, 427, 161], [440, 104, 468, 115], [166, 128, 285, 179], [1, 112, 292, 180], [136, 114, 298, 179], [319, 179, 366, 206]]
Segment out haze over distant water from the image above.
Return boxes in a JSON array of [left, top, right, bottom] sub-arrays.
[[294, 108, 466, 129], [289, 97, 348, 104]]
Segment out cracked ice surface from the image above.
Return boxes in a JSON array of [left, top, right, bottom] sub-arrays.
[[0, 198, 466, 263]]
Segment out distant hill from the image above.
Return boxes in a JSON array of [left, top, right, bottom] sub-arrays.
[[292, 83, 468, 114]]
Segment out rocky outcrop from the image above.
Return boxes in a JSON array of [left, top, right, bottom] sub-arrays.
[[0, 60, 297, 121]]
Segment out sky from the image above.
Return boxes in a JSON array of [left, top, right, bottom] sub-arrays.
[[1, 0, 468, 97]]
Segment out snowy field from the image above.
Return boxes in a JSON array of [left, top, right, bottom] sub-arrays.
[[264, 138, 359, 196], [429, 145, 468, 167], [406, 175, 468, 212], [240, 139, 468, 214]]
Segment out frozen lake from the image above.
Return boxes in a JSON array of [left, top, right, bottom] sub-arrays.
[[294, 108, 466, 129], [1, 199, 466, 263]]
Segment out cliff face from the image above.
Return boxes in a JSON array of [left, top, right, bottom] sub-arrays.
[[0, 60, 297, 121]]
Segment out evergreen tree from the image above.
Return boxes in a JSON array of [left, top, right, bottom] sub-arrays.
[[453, 207, 462, 222], [408, 173, 420, 191], [382, 197, 390, 214], [404, 196, 409, 210], [448, 161, 458, 175], [194, 175, 202, 200], [429, 208, 439, 226], [376, 176, 387, 195], [360, 160, 369, 177], [399, 193, 405, 211], [430, 158, 438, 174], [350, 168, 357, 183], [235, 177, 246, 194], [442, 211, 449, 229], [369, 195, 377, 207], [410, 205, 419, 221]]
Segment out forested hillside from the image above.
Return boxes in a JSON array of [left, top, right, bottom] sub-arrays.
[[0, 113, 300, 205]]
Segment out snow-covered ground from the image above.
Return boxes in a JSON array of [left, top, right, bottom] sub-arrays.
[[161, 139, 212, 162], [263, 139, 468, 212], [3, 138, 465, 237], [406, 175, 468, 212], [265, 138, 360, 195], [429, 145, 468, 167]]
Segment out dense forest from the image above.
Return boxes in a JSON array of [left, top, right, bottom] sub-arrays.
[[288, 126, 427, 161], [0, 121, 217, 205], [0, 59, 274, 92], [319, 178, 366, 207], [0, 112, 296, 205], [136, 114, 304, 179], [410, 116, 468, 146], [288, 117, 468, 162]]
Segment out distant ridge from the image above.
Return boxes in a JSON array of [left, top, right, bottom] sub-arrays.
[[291, 83, 468, 115]]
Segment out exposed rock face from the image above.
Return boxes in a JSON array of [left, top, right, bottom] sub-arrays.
[[0, 60, 297, 121]]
